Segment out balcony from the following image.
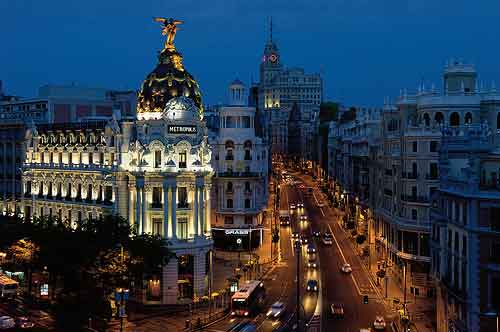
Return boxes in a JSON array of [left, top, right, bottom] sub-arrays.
[[177, 202, 190, 209], [217, 171, 259, 178], [401, 195, 429, 204]]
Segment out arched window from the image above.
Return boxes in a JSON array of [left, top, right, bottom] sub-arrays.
[[450, 112, 460, 126], [225, 140, 234, 160], [435, 112, 444, 124], [226, 182, 233, 193], [244, 198, 251, 209], [244, 140, 252, 160], [465, 112, 472, 124], [226, 199, 233, 208], [423, 113, 430, 127]]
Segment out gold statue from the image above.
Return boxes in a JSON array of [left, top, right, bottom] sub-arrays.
[[154, 17, 184, 49]]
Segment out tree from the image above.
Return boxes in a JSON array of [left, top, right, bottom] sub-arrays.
[[7, 239, 38, 296]]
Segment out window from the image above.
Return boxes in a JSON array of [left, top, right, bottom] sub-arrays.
[[226, 182, 233, 193], [155, 150, 162, 168], [104, 186, 112, 201], [244, 150, 251, 160], [152, 187, 162, 208], [225, 141, 234, 160], [244, 181, 251, 192], [87, 184, 92, 201], [47, 182, 53, 198], [178, 187, 188, 208], [429, 163, 438, 179], [99, 152, 104, 165], [465, 112, 472, 124], [177, 217, 188, 239], [227, 199, 233, 208], [491, 208, 500, 231], [430, 141, 438, 152], [241, 116, 251, 128], [179, 151, 187, 168], [153, 218, 162, 236], [245, 199, 251, 208], [245, 215, 253, 224], [411, 209, 417, 220], [67, 183, 72, 199], [224, 216, 234, 224], [76, 183, 82, 200], [423, 113, 430, 127], [226, 116, 237, 128], [450, 112, 460, 126], [88, 152, 93, 164], [412, 141, 417, 152], [435, 112, 444, 124]]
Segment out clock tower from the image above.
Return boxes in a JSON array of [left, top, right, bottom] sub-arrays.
[[259, 18, 282, 112]]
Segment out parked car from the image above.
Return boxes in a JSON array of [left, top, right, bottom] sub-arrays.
[[373, 316, 386, 330], [312, 230, 321, 238], [279, 216, 291, 226], [341, 263, 353, 274], [0, 316, 15, 330], [330, 303, 344, 318], [292, 232, 299, 239], [267, 302, 286, 319], [306, 280, 319, 292], [306, 243, 317, 254], [297, 202, 304, 208], [299, 215, 308, 223]]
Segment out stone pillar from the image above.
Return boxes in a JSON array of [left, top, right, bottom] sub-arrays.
[[163, 181, 169, 238], [193, 185, 199, 238], [199, 186, 205, 236], [141, 186, 147, 234], [193, 251, 207, 298], [205, 185, 212, 234], [136, 179, 144, 233], [171, 186, 177, 239], [162, 257, 178, 304]]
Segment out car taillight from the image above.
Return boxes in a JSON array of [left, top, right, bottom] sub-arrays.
[[244, 311, 249, 316]]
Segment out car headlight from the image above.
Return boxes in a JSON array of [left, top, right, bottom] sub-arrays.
[[244, 311, 249, 316], [231, 311, 235, 315], [314, 286, 318, 291], [307, 286, 310, 290], [274, 312, 280, 317], [267, 310, 272, 316]]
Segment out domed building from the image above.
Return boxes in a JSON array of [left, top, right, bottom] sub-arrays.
[[21, 18, 214, 305]]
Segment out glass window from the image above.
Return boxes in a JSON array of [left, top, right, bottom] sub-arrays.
[[430, 141, 438, 152], [153, 187, 162, 207], [227, 199, 233, 208], [411, 209, 417, 220], [155, 150, 162, 168], [224, 216, 234, 224], [179, 151, 187, 168], [241, 116, 251, 128], [226, 116, 237, 128], [153, 218, 162, 236], [412, 141, 417, 152], [177, 217, 188, 239], [245, 199, 251, 208], [178, 187, 188, 207]]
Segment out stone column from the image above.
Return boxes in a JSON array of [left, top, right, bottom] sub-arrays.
[[163, 181, 169, 238], [199, 186, 205, 236], [162, 257, 178, 304], [142, 186, 147, 234], [205, 185, 212, 234], [136, 179, 144, 234], [193, 251, 207, 298], [193, 185, 199, 238], [171, 186, 177, 239]]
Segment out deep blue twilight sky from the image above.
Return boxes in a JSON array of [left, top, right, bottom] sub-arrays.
[[1, 0, 500, 106]]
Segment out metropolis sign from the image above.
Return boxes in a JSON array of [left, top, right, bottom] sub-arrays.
[[168, 125, 197, 134]]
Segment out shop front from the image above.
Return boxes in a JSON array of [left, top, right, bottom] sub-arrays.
[[212, 227, 263, 251]]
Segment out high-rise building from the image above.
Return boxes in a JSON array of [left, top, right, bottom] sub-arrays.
[[258, 21, 323, 157]]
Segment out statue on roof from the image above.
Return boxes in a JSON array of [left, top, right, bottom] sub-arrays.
[[154, 17, 184, 50]]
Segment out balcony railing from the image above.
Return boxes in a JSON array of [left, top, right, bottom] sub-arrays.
[[218, 171, 259, 178], [401, 195, 429, 203]]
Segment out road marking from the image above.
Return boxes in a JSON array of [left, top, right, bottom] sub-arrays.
[[312, 191, 325, 217], [327, 223, 362, 296]]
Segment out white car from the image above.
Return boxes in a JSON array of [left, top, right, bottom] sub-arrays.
[[267, 301, 286, 319], [341, 263, 352, 274], [322, 236, 333, 246], [373, 316, 386, 330], [0, 316, 15, 330]]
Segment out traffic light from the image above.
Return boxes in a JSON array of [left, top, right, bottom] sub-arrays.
[[363, 295, 369, 304]]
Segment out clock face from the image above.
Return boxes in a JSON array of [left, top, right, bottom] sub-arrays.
[[269, 54, 278, 63]]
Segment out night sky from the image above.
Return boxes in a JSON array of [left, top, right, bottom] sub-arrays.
[[2, 0, 500, 107]]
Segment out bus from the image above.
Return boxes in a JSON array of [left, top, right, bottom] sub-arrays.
[[231, 280, 265, 317], [0, 274, 19, 299]]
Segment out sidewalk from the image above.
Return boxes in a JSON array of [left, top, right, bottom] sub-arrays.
[[329, 203, 435, 332]]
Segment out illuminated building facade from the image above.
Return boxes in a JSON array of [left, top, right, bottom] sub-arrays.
[[19, 19, 214, 304], [209, 80, 269, 251]]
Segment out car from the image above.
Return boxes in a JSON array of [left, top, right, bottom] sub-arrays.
[[312, 230, 321, 238], [297, 202, 304, 208], [322, 235, 333, 246], [324, 230, 333, 238], [266, 301, 286, 319], [330, 303, 344, 318], [299, 215, 308, 222], [300, 234, 309, 244], [279, 216, 291, 226], [306, 243, 316, 254], [306, 280, 318, 292], [307, 257, 317, 268], [373, 316, 386, 330], [316, 201, 325, 208], [298, 184, 305, 189], [15, 316, 34, 329], [289, 203, 297, 210], [341, 263, 352, 274], [291, 232, 299, 239], [0, 316, 15, 330]]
